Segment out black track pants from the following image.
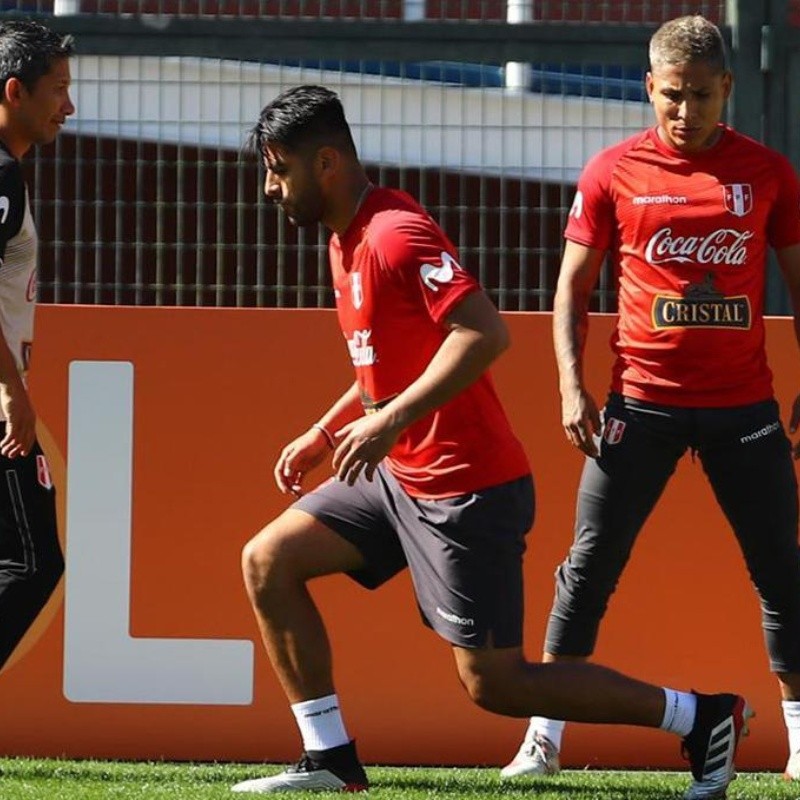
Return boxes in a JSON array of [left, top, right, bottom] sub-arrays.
[[545, 394, 800, 673], [0, 429, 63, 668]]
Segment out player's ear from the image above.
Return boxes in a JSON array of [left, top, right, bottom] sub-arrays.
[[645, 71, 655, 103], [720, 70, 733, 100], [3, 76, 25, 106], [316, 146, 340, 178]]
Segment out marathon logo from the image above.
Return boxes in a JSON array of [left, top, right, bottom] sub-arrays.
[[740, 421, 781, 444], [435, 607, 474, 627]]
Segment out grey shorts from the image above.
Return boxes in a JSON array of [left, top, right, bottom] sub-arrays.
[[294, 465, 534, 648]]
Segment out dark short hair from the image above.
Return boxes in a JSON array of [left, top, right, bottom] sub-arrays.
[[246, 84, 357, 159], [0, 19, 74, 94]]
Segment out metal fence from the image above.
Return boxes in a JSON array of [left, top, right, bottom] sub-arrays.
[[9, 1, 727, 21], [15, 0, 792, 311], [33, 57, 656, 311]]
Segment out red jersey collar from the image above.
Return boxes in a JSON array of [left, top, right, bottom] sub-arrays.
[[647, 123, 731, 160]]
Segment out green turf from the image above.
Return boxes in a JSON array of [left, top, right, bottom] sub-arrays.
[[0, 758, 797, 799]]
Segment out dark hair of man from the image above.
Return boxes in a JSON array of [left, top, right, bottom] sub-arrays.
[[0, 20, 74, 95], [649, 14, 727, 75], [246, 85, 358, 160]]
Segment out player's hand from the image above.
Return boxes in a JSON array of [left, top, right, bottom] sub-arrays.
[[0, 383, 36, 459], [561, 385, 601, 458], [788, 392, 800, 459], [332, 414, 401, 487], [273, 428, 332, 497]]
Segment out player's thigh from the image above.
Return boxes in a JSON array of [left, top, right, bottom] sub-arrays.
[[245, 509, 368, 582], [571, 395, 686, 559], [396, 474, 534, 649], [700, 400, 799, 560], [283, 472, 407, 588]]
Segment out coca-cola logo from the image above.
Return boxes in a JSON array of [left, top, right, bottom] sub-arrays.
[[644, 227, 753, 266]]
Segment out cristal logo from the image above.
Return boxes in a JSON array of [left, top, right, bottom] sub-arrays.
[[347, 329, 376, 367], [645, 227, 753, 266]]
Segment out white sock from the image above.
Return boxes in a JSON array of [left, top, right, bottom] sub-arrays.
[[528, 717, 566, 750], [291, 694, 350, 752], [783, 699, 800, 755], [660, 688, 697, 737]]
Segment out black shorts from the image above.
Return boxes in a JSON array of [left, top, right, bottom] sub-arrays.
[[295, 465, 534, 649]]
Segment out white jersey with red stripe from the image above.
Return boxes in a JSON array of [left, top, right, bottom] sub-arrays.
[[0, 142, 38, 423]]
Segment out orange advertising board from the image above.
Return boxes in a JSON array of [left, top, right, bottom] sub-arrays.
[[1, 305, 797, 771]]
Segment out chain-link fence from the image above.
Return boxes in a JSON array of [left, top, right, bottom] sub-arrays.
[[3, 1, 727, 20], [32, 54, 658, 311], [18, 0, 784, 312]]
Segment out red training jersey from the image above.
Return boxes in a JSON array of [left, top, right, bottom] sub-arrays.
[[565, 124, 800, 407], [329, 187, 530, 499]]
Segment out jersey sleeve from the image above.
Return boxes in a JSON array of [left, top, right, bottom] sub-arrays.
[[766, 152, 800, 250], [373, 210, 480, 323], [0, 159, 25, 267], [563, 148, 617, 251]]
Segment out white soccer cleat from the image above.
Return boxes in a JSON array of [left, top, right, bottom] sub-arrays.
[[231, 768, 350, 793], [232, 741, 368, 793], [500, 732, 560, 779], [784, 750, 800, 781]]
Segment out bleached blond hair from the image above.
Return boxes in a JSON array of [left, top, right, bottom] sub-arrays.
[[649, 15, 727, 74]]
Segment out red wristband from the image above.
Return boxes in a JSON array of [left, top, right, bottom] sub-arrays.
[[311, 423, 335, 450]]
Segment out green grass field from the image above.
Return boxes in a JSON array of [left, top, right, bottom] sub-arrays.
[[0, 759, 798, 800]]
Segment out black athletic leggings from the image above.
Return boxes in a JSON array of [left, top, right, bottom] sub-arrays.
[[545, 394, 800, 673], [0, 427, 63, 668]]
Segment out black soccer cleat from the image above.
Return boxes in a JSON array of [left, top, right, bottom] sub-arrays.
[[681, 692, 753, 800]]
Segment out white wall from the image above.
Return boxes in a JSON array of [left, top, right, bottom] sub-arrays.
[[68, 55, 653, 182]]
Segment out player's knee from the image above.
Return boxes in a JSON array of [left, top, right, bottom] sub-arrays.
[[457, 662, 518, 714], [463, 676, 517, 714], [554, 581, 615, 623], [241, 524, 293, 599]]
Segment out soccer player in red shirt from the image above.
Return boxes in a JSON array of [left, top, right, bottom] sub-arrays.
[[234, 84, 750, 797], [502, 15, 800, 792]]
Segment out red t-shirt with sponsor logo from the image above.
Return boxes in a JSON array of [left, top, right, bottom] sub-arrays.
[[328, 186, 530, 499], [565, 124, 800, 406]]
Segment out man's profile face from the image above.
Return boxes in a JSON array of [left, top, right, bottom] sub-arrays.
[[16, 57, 75, 147], [646, 59, 731, 153], [262, 143, 325, 228]]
